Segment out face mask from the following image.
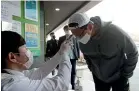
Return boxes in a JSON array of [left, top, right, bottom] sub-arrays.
[[65, 31, 70, 35], [53, 36, 56, 39], [78, 33, 91, 44], [24, 50, 33, 69], [51, 35, 55, 39]]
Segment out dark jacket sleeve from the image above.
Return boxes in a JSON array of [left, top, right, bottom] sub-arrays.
[[58, 36, 65, 51], [83, 54, 92, 71], [56, 40, 59, 53], [122, 34, 138, 78], [58, 36, 66, 49], [75, 38, 80, 59], [58, 37, 62, 51], [45, 41, 50, 57]]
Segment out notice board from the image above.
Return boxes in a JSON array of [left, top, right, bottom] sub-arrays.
[[1, 1, 41, 56]]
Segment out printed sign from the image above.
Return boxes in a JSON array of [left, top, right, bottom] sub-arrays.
[[25, 23, 39, 48], [1, 1, 21, 22], [25, 0, 38, 21]]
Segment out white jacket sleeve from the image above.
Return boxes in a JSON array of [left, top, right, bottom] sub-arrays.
[[4, 56, 71, 91], [28, 55, 71, 91], [23, 52, 70, 80], [40, 56, 72, 91]]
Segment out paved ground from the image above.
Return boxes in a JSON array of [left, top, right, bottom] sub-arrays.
[[130, 61, 139, 91], [76, 60, 139, 91]]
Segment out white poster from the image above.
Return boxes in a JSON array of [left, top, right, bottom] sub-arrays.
[[2, 21, 12, 31], [1, 1, 21, 22], [12, 20, 22, 35], [9, 1, 21, 17], [1, 1, 12, 22]]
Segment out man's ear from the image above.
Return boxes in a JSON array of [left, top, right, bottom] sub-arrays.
[[87, 24, 93, 31], [8, 52, 17, 63]]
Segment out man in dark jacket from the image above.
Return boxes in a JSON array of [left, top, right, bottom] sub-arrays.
[[46, 32, 58, 58], [45, 32, 58, 75], [68, 13, 138, 91], [58, 25, 80, 90]]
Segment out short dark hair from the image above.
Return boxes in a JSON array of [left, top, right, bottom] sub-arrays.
[[63, 25, 68, 31], [50, 32, 54, 35], [1, 31, 25, 70]]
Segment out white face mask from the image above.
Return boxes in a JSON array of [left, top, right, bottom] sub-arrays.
[[65, 31, 70, 35], [78, 33, 91, 44], [24, 50, 33, 69]]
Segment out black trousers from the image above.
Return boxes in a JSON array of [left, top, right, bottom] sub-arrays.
[[70, 59, 77, 90], [93, 75, 130, 91]]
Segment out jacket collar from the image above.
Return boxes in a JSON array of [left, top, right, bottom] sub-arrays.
[[4, 69, 24, 76]]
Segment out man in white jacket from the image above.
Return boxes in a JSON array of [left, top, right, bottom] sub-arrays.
[[1, 31, 72, 91]]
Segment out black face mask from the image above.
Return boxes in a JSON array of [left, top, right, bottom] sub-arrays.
[[52, 35, 55, 39]]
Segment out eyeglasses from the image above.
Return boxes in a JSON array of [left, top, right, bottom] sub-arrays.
[[68, 23, 79, 30], [13, 52, 29, 59], [13, 52, 26, 56], [68, 23, 88, 29], [68, 23, 87, 38], [13, 50, 28, 55]]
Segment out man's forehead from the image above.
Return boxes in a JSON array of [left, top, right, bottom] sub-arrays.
[[71, 28, 85, 37], [71, 28, 83, 33]]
